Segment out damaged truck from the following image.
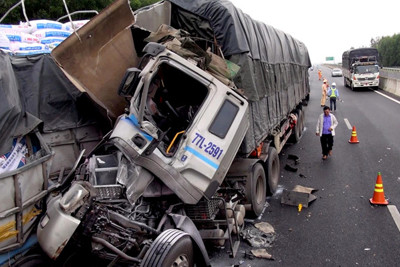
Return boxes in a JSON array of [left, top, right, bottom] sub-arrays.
[[35, 0, 311, 266]]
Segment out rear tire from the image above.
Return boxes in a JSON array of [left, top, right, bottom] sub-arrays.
[[141, 229, 194, 267], [291, 109, 304, 143], [245, 163, 266, 217], [12, 254, 51, 267], [266, 147, 280, 195]]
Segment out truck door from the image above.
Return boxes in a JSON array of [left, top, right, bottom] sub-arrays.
[[172, 76, 249, 193]]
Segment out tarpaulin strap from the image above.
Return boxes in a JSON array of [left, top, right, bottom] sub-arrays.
[[0, 207, 41, 242]]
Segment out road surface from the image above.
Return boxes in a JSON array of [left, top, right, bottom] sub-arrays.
[[210, 65, 400, 266]]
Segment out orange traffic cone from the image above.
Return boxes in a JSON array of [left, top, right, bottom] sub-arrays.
[[369, 172, 388, 205], [348, 126, 359, 143]]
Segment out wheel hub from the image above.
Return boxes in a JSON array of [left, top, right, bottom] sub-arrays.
[[172, 255, 189, 267]]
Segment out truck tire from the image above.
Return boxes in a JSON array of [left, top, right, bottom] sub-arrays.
[[141, 229, 194, 267], [291, 109, 304, 143], [245, 163, 266, 217], [12, 254, 50, 267], [266, 147, 280, 195]]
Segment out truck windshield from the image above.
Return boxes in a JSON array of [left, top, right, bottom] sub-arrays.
[[141, 62, 209, 154], [354, 65, 379, 74]]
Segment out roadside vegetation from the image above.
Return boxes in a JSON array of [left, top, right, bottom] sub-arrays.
[[0, 0, 159, 23], [371, 34, 400, 67]]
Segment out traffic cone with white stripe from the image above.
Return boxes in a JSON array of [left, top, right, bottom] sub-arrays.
[[369, 172, 388, 205], [348, 126, 359, 144]]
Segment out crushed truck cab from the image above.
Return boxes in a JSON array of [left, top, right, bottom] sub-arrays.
[[111, 43, 249, 203], [36, 0, 311, 265]]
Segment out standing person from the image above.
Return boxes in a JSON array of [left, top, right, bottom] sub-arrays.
[[320, 79, 328, 107], [318, 69, 322, 80], [327, 82, 339, 112], [316, 106, 338, 160]]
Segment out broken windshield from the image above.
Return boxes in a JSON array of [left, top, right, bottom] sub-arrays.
[[136, 61, 209, 155]]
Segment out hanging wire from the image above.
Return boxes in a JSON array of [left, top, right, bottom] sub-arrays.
[[62, 0, 82, 41], [0, 0, 29, 24], [56, 10, 98, 22], [62, 0, 76, 31], [20, 0, 30, 25]]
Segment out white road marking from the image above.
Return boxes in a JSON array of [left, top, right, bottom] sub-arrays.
[[343, 118, 352, 130], [388, 205, 400, 232], [374, 90, 400, 104]]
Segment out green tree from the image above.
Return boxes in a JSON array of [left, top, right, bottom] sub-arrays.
[[376, 34, 400, 67], [1, 0, 159, 24], [370, 36, 382, 49]]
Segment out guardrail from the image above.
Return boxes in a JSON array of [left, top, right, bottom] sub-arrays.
[[382, 67, 400, 72], [380, 68, 400, 80], [379, 68, 400, 97]]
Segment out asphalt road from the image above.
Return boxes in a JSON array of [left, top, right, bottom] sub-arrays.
[[210, 66, 400, 266]]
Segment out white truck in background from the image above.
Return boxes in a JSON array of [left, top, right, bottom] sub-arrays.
[[35, 0, 311, 266], [342, 47, 380, 90]]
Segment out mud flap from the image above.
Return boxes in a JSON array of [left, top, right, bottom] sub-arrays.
[[169, 213, 210, 267]]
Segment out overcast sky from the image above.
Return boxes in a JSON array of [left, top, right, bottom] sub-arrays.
[[229, 0, 399, 64]]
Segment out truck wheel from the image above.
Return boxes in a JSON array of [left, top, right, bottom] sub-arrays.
[[141, 229, 194, 267], [266, 147, 280, 195], [291, 109, 303, 143], [12, 254, 50, 267], [245, 163, 266, 217]]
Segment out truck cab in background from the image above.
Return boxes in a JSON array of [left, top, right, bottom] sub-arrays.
[[342, 48, 380, 90]]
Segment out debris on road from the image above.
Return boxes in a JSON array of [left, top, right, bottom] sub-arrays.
[[281, 185, 318, 208], [287, 154, 300, 164], [254, 222, 275, 235], [284, 164, 298, 172], [284, 154, 300, 172], [251, 248, 274, 260], [241, 222, 276, 248]]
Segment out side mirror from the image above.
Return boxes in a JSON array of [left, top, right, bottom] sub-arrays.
[[118, 68, 141, 97]]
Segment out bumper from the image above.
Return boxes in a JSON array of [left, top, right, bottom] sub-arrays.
[[353, 80, 379, 87], [37, 196, 81, 260]]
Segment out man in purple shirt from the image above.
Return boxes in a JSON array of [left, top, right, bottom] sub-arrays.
[[316, 106, 338, 160]]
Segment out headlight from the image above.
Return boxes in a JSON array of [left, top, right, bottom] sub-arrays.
[[59, 183, 90, 214]]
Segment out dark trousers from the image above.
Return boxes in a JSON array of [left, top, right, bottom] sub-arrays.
[[320, 134, 334, 156], [330, 97, 337, 111]]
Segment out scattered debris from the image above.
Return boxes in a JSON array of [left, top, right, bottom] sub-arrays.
[[241, 250, 254, 260], [251, 248, 274, 260], [284, 154, 300, 172], [299, 173, 307, 178], [298, 203, 303, 212], [254, 222, 275, 235], [284, 164, 298, 172], [281, 185, 318, 208], [241, 223, 276, 248], [287, 154, 300, 164]]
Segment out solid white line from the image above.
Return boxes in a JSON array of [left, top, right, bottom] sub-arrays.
[[388, 205, 400, 232], [374, 90, 400, 104], [343, 118, 352, 130]]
